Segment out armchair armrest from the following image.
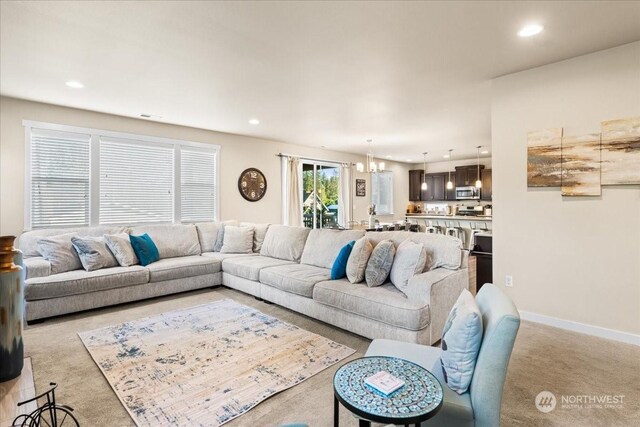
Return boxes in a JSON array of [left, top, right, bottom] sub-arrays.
[[24, 257, 51, 280]]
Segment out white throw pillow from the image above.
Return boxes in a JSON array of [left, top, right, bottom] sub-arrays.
[[37, 233, 82, 274], [213, 220, 239, 252], [71, 236, 119, 271], [390, 239, 427, 294], [104, 233, 139, 267], [346, 237, 373, 284], [365, 240, 396, 287], [220, 225, 255, 254], [440, 290, 483, 394]]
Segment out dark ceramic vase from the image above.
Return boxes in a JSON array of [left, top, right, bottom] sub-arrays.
[[0, 235, 24, 382]]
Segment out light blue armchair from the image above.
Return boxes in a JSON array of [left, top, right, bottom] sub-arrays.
[[365, 283, 520, 427]]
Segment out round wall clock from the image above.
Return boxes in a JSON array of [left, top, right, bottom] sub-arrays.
[[238, 168, 267, 202]]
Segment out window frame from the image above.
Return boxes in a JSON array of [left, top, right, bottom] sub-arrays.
[[23, 120, 220, 230]]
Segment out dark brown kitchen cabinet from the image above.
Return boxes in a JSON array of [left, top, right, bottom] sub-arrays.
[[409, 170, 423, 201], [444, 172, 456, 200], [432, 174, 446, 201], [421, 174, 434, 201], [455, 165, 484, 187], [481, 169, 492, 201]]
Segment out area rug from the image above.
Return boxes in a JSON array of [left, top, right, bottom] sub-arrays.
[[79, 299, 355, 427]]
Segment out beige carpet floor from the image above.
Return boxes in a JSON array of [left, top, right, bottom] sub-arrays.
[[21, 287, 640, 426]]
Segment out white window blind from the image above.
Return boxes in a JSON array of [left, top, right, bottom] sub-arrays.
[[371, 172, 394, 215], [180, 147, 217, 222], [30, 129, 90, 228], [99, 138, 174, 225]]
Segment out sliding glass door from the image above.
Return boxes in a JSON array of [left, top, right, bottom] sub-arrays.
[[301, 161, 340, 229]]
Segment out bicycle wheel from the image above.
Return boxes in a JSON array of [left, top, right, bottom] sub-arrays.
[[35, 406, 79, 427]]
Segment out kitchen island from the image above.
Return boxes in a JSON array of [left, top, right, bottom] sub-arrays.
[[405, 214, 492, 222], [405, 214, 492, 250]]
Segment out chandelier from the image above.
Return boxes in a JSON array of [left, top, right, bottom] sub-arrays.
[[356, 139, 385, 173]]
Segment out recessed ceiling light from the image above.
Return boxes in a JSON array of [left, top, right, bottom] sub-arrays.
[[65, 80, 84, 89], [518, 24, 544, 37], [406, 159, 412, 162], [443, 154, 450, 159], [248, 119, 260, 125], [386, 155, 392, 159], [481, 150, 489, 154]]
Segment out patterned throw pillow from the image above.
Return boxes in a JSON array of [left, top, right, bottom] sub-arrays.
[[440, 290, 483, 394], [330, 241, 355, 280], [365, 240, 396, 287], [129, 234, 160, 266], [37, 233, 82, 274], [104, 233, 139, 267], [346, 237, 373, 284], [389, 240, 427, 294], [71, 236, 119, 271]]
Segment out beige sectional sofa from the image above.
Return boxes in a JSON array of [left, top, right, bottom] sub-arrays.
[[19, 223, 468, 345]]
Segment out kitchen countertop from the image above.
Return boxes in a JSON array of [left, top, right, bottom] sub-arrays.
[[405, 214, 492, 221]]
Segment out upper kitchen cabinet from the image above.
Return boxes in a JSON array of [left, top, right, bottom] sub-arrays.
[[409, 170, 423, 201], [481, 169, 492, 201], [455, 165, 484, 187]]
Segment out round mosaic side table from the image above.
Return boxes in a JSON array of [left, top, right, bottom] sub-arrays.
[[333, 356, 443, 427]]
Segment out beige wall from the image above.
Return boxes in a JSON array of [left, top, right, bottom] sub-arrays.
[[492, 42, 640, 336], [0, 97, 411, 236]]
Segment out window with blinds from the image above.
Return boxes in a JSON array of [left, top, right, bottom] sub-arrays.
[[100, 138, 175, 225], [29, 129, 90, 228], [181, 147, 217, 222], [24, 122, 220, 229]]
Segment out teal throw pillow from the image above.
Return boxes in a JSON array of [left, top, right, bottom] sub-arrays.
[[129, 233, 160, 266], [331, 240, 355, 280]]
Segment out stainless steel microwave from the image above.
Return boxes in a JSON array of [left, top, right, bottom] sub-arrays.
[[456, 186, 481, 200]]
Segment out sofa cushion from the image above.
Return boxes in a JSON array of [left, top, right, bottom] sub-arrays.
[[220, 225, 255, 254], [260, 225, 310, 262], [37, 233, 82, 274], [300, 229, 365, 269], [104, 233, 139, 267], [331, 241, 355, 280], [213, 220, 240, 252], [201, 252, 258, 262], [240, 222, 270, 253], [260, 264, 331, 298], [365, 240, 396, 287], [71, 236, 119, 271], [129, 233, 160, 266], [146, 255, 221, 283], [19, 226, 127, 258], [130, 224, 201, 258], [25, 266, 149, 301], [346, 237, 373, 284], [313, 280, 430, 331], [410, 233, 463, 271], [195, 222, 223, 253], [222, 255, 295, 281], [23, 257, 51, 280], [390, 240, 427, 294]]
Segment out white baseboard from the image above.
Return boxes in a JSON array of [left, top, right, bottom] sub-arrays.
[[519, 310, 640, 346]]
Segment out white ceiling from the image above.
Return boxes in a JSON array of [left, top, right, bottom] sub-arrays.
[[2, 1, 639, 163]]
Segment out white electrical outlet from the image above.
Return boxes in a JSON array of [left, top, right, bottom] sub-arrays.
[[505, 275, 513, 287]]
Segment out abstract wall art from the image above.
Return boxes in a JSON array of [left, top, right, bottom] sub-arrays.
[[601, 116, 640, 185], [527, 128, 563, 187], [561, 134, 601, 196]]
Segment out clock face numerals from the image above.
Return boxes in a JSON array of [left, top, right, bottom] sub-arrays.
[[238, 168, 267, 202]]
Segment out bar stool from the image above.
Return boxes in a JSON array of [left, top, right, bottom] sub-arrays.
[[425, 220, 438, 234], [468, 221, 486, 250], [445, 220, 463, 240]]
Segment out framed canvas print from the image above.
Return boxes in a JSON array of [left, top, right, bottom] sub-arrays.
[[601, 116, 640, 185], [356, 179, 366, 197], [561, 133, 601, 196], [527, 128, 563, 187]]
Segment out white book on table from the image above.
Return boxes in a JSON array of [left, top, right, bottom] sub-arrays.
[[364, 371, 405, 395]]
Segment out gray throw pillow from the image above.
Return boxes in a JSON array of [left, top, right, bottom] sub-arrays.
[[390, 240, 427, 294], [365, 240, 396, 287], [195, 222, 223, 253], [220, 225, 255, 254], [346, 237, 373, 284], [213, 220, 239, 252], [71, 236, 118, 271], [440, 290, 483, 394], [37, 233, 82, 274], [104, 233, 139, 267]]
